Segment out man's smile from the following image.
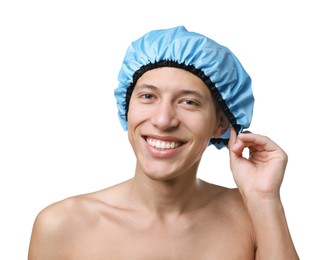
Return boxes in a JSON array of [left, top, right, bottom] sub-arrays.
[[145, 137, 184, 150]]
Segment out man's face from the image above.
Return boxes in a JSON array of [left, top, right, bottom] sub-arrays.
[[127, 67, 225, 181]]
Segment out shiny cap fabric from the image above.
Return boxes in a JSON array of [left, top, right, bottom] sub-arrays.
[[114, 26, 254, 149]]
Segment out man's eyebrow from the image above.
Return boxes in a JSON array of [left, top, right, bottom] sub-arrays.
[[134, 84, 157, 91], [179, 89, 204, 99], [134, 84, 206, 99]]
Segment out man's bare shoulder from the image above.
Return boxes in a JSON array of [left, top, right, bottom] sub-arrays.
[[213, 185, 247, 211], [201, 180, 244, 205], [28, 180, 131, 259], [34, 193, 102, 230], [200, 181, 253, 227], [34, 179, 130, 227]]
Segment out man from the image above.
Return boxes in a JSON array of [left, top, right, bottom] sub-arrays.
[[28, 26, 299, 259]]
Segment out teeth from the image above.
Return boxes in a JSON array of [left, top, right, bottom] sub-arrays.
[[146, 138, 182, 150]]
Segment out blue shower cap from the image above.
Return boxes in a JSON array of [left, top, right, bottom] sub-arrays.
[[114, 26, 254, 149]]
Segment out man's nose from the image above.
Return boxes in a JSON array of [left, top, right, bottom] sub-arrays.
[[150, 100, 179, 131]]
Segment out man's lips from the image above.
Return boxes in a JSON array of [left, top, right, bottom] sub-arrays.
[[145, 137, 185, 150]]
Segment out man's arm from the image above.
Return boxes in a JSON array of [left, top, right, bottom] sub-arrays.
[[228, 128, 299, 259]]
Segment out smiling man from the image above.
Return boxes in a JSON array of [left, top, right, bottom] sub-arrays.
[[28, 26, 299, 259], [128, 67, 227, 182]]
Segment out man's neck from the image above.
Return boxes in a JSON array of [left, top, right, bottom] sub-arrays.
[[128, 171, 204, 219]]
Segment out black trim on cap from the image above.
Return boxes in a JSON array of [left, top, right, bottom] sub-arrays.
[[125, 60, 241, 136], [210, 137, 229, 147]]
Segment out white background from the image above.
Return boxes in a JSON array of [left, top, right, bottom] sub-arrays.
[[1, 0, 327, 259]]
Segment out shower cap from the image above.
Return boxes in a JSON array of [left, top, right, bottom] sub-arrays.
[[114, 25, 254, 149]]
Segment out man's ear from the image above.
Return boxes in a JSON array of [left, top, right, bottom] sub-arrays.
[[212, 113, 230, 138]]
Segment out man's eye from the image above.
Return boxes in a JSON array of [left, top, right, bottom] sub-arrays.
[[138, 93, 155, 103], [183, 99, 199, 106], [141, 93, 153, 99]]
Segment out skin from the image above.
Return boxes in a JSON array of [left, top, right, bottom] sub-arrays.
[[28, 67, 299, 259]]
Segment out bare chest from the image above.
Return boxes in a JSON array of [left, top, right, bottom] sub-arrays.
[[65, 217, 255, 260]]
